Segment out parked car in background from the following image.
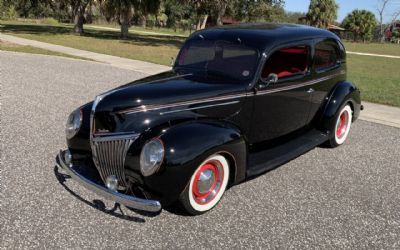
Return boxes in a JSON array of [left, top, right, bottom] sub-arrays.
[[56, 23, 362, 215]]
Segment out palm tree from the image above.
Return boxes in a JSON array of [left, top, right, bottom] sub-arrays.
[[101, 0, 160, 38], [342, 10, 377, 42], [306, 0, 338, 28]]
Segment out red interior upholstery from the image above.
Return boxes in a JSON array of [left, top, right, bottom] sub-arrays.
[[262, 46, 309, 79], [314, 49, 335, 69]]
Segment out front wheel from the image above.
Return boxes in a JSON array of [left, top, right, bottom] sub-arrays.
[[326, 104, 353, 148], [179, 154, 230, 215]]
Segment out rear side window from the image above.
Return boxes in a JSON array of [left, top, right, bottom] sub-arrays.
[[314, 40, 340, 71], [262, 46, 310, 80], [223, 45, 257, 59]]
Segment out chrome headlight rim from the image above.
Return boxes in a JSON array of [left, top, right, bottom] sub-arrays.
[[65, 109, 82, 140], [140, 138, 165, 177]]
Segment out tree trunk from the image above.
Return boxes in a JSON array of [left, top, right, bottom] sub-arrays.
[[142, 14, 147, 28], [380, 16, 385, 43], [196, 18, 202, 30], [73, 5, 86, 34], [120, 9, 131, 39], [200, 15, 208, 30], [217, 1, 227, 26]]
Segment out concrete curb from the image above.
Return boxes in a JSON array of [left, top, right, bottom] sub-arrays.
[[359, 102, 400, 129]]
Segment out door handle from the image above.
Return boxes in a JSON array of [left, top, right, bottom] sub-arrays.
[[306, 88, 315, 93]]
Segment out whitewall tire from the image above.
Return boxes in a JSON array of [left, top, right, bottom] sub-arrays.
[[327, 104, 353, 147], [180, 154, 230, 215]]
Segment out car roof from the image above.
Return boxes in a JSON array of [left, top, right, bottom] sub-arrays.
[[190, 23, 340, 50]]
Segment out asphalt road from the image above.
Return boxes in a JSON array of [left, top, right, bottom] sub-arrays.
[[1, 52, 400, 249]]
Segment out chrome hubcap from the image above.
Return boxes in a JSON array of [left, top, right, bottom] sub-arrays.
[[197, 170, 215, 194], [192, 160, 224, 205]]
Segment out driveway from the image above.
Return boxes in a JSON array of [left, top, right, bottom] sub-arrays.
[[1, 52, 400, 249]]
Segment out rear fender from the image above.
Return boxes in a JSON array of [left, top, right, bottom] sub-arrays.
[[319, 81, 361, 131]]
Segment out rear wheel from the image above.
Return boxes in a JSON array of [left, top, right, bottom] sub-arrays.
[[326, 104, 353, 148], [179, 154, 230, 215]]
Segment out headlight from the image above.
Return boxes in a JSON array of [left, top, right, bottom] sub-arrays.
[[65, 109, 82, 139], [140, 138, 164, 176]]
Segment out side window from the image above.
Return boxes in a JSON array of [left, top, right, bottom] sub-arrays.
[[261, 46, 310, 80], [314, 40, 340, 72], [178, 40, 215, 66]]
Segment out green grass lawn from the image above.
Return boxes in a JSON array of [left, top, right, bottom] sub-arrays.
[[347, 54, 400, 107], [0, 21, 183, 65], [0, 40, 90, 60], [343, 41, 400, 57], [1, 21, 399, 106], [87, 23, 191, 37]]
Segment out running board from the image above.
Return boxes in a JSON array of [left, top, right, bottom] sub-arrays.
[[247, 130, 329, 178]]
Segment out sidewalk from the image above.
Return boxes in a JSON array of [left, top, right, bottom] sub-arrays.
[[0, 33, 170, 75], [359, 102, 400, 128], [1, 33, 399, 129], [347, 51, 400, 59]]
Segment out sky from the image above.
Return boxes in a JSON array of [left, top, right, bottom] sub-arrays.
[[285, 0, 400, 23]]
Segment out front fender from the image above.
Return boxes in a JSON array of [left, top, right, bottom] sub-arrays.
[[143, 120, 247, 205], [320, 81, 361, 131]]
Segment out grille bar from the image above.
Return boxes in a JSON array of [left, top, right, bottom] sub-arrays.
[[90, 134, 139, 188]]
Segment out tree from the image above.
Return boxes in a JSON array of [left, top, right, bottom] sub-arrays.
[[133, 0, 160, 27], [377, 0, 390, 43], [182, 0, 211, 30], [71, 0, 90, 34], [163, 0, 192, 30], [0, 0, 17, 20], [342, 10, 377, 42], [232, 0, 285, 22], [102, 0, 160, 38], [215, 0, 228, 26], [306, 0, 338, 28], [281, 11, 307, 24]]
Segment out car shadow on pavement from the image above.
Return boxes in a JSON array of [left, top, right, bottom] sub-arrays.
[[53, 165, 159, 222]]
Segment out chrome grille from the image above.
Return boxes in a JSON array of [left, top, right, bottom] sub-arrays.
[[91, 134, 138, 188]]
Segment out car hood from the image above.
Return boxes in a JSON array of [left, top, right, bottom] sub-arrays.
[[93, 71, 246, 134]]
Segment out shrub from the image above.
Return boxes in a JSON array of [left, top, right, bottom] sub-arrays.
[[0, 3, 17, 20]]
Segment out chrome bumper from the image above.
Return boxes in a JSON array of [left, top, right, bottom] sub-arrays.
[[56, 150, 162, 213]]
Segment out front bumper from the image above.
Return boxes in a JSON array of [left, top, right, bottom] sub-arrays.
[[56, 150, 162, 213]]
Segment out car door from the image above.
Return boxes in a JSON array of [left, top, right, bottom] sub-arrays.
[[307, 38, 347, 124], [249, 42, 313, 144]]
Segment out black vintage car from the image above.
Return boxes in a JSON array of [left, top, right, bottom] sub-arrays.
[[56, 23, 362, 215]]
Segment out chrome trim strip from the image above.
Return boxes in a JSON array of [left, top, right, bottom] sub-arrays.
[[92, 133, 140, 142], [159, 100, 240, 115], [118, 93, 248, 115], [56, 150, 161, 212], [135, 73, 193, 85], [117, 71, 345, 116], [256, 71, 345, 95]]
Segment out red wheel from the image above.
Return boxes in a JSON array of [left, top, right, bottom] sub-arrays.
[[180, 154, 230, 215]]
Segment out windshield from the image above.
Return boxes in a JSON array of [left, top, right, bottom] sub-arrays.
[[175, 39, 260, 83]]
